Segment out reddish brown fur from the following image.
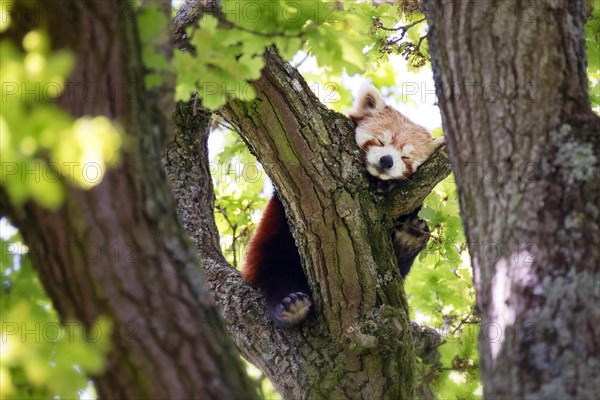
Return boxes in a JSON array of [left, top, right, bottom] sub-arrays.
[[242, 196, 286, 286], [241, 195, 310, 327]]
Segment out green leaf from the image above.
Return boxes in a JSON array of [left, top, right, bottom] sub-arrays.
[[137, 5, 167, 43]]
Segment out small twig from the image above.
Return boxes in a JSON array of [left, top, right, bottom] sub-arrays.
[[217, 204, 240, 267], [415, 34, 427, 52], [376, 17, 426, 33], [292, 52, 311, 69], [451, 312, 478, 335]]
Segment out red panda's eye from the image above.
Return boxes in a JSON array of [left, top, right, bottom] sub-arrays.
[[377, 139, 384, 146], [401, 156, 410, 160]]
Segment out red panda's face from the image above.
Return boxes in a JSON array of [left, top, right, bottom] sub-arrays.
[[349, 84, 445, 181], [355, 119, 419, 181]]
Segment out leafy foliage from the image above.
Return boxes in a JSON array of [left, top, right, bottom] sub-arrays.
[[212, 129, 267, 268], [0, 221, 110, 399], [174, 0, 422, 109], [409, 176, 481, 399]]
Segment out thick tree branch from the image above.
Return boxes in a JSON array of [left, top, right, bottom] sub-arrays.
[[163, 101, 312, 393]]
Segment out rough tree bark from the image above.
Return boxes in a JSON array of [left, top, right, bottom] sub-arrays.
[[0, 1, 258, 398], [423, 1, 600, 398], [166, 1, 449, 398]]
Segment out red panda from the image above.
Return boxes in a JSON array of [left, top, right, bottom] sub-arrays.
[[242, 84, 445, 328], [349, 84, 445, 192]]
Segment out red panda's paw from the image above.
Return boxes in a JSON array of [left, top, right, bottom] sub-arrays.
[[393, 212, 431, 277], [368, 175, 398, 194], [374, 180, 397, 194], [272, 292, 312, 328], [394, 213, 430, 253]]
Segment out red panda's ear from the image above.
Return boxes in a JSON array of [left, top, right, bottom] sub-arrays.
[[348, 83, 386, 122]]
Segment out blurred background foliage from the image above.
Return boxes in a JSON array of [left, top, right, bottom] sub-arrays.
[[0, 27, 122, 209], [1, 0, 598, 399], [0, 221, 110, 399]]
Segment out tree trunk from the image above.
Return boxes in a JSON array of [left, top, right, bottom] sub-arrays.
[[423, 1, 600, 398], [167, 2, 451, 398], [0, 1, 258, 398]]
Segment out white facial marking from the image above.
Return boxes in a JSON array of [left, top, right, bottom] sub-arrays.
[[355, 127, 372, 147], [365, 145, 408, 180]]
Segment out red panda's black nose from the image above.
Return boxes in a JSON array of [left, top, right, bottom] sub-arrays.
[[380, 155, 394, 169]]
